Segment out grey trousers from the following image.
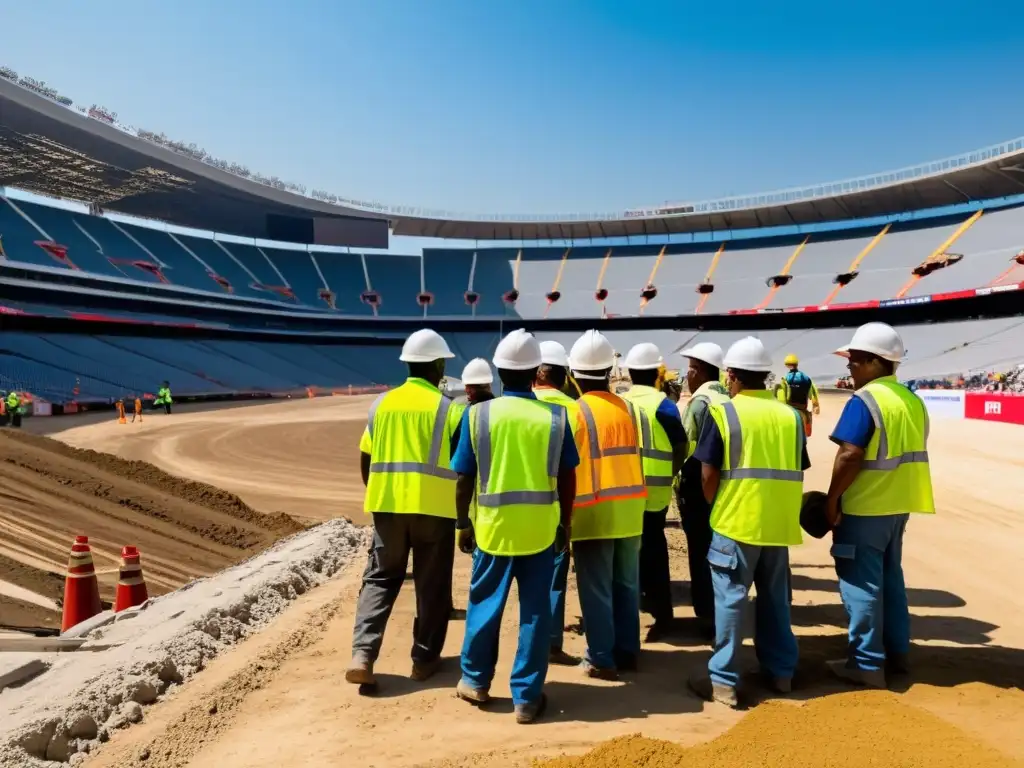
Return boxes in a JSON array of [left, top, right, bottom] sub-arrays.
[[351, 512, 456, 664]]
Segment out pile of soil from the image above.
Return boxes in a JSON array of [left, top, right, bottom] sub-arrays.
[[0, 430, 305, 632], [538, 691, 1020, 768]]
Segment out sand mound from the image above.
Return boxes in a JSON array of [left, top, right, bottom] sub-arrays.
[[538, 692, 1022, 768]]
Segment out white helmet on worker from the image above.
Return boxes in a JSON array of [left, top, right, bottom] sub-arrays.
[[679, 341, 724, 371], [624, 342, 663, 370], [723, 336, 772, 372], [461, 358, 494, 386], [569, 330, 616, 379], [492, 329, 542, 370], [835, 322, 905, 363], [399, 329, 455, 362], [539, 340, 570, 368]]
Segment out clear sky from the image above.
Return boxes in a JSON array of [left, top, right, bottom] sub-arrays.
[[4, 0, 1024, 231]]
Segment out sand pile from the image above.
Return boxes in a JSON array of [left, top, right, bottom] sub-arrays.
[[538, 691, 1022, 768]]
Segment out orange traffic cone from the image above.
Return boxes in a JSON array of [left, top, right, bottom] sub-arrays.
[[61, 535, 103, 633], [113, 545, 149, 612]]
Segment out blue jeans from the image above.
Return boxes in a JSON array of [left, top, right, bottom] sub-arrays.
[[573, 536, 641, 670], [707, 532, 798, 689], [549, 548, 571, 651], [831, 513, 911, 672], [460, 546, 554, 706]]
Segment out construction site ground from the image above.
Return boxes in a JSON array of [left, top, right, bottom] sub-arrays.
[[2, 394, 1022, 767]]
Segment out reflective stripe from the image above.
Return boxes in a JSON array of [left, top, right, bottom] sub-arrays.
[[577, 399, 644, 501], [368, 395, 455, 479], [637, 408, 673, 460], [646, 476, 674, 487], [856, 390, 931, 471], [475, 399, 564, 505], [574, 485, 647, 505], [719, 401, 805, 482]]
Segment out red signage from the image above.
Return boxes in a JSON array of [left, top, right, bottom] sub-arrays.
[[965, 392, 1024, 425]]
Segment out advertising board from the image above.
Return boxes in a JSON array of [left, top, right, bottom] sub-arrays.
[[965, 392, 1024, 425], [915, 389, 966, 419]]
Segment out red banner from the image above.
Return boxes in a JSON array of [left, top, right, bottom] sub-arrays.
[[965, 392, 1024, 425]]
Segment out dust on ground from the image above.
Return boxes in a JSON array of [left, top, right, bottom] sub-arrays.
[[35, 394, 1024, 768]]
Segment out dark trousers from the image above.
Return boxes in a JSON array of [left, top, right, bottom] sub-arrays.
[[164, 403, 172, 414], [351, 512, 456, 664], [10, 412, 21, 428], [679, 486, 714, 622], [639, 508, 673, 623]]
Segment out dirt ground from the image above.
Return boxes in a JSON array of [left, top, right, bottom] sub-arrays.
[[32, 393, 1024, 767]]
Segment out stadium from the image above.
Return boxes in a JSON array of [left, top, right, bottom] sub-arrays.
[[1, 62, 1023, 768]]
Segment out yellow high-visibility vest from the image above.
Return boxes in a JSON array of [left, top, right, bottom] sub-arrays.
[[707, 390, 804, 546], [360, 378, 461, 518], [470, 396, 565, 556], [622, 385, 675, 511], [534, 386, 579, 434], [842, 375, 935, 517]]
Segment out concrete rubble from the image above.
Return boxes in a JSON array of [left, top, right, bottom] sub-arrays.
[[0, 519, 367, 767]]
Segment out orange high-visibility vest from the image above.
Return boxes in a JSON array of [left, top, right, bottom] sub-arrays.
[[573, 391, 647, 508]]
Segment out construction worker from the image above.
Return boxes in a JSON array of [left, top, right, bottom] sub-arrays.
[[677, 342, 730, 636], [568, 330, 647, 680], [0, 392, 7, 428], [132, 396, 143, 423], [826, 322, 934, 688], [6, 391, 21, 428], [453, 329, 579, 724], [621, 342, 688, 639], [533, 340, 581, 665], [777, 354, 820, 436], [347, 329, 462, 687], [154, 381, 173, 414], [688, 336, 807, 708]]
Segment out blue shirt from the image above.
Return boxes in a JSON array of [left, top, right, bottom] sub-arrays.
[[694, 409, 811, 470], [450, 391, 580, 476], [654, 398, 687, 448], [829, 395, 875, 449]]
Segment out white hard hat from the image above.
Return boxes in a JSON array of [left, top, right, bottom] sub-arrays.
[[492, 329, 542, 370], [569, 330, 616, 378], [539, 340, 569, 367], [461, 358, 494, 386], [723, 336, 772, 372], [399, 329, 455, 363], [624, 342, 663, 371], [679, 341, 725, 370], [835, 322, 905, 363]]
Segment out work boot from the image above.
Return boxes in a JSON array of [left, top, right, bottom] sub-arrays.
[[515, 693, 548, 724], [410, 657, 442, 682], [549, 647, 578, 666], [827, 659, 887, 689], [455, 678, 490, 704], [763, 674, 793, 694], [345, 654, 376, 686], [579, 660, 618, 681], [688, 668, 740, 709]]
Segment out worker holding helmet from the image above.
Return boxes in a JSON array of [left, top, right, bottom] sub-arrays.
[[452, 329, 579, 724], [677, 341, 730, 635], [826, 322, 934, 688], [533, 340, 582, 666], [567, 330, 647, 680], [777, 354, 820, 436], [347, 329, 463, 688], [621, 342, 688, 639], [688, 336, 807, 708]]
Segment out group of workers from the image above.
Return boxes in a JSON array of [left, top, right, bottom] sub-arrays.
[[346, 321, 934, 720]]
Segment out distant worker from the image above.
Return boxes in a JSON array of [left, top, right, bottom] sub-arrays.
[[154, 381, 173, 414], [689, 336, 807, 708], [6, 391, 22, 428], [0, 393, 7, 428], [346, 329, 462, 687], [777, 354, 820, 436], [568, 330, 647, 680], [533, 340, 581, 665], [453, 329, 578, 724], [132, 396, 143, 423], [825, 322, 934, 688], [677, 341, 730, 636], [621, 342, 688, 639]]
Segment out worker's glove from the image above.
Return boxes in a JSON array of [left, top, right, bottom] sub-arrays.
[[457, 525, 476, 555]]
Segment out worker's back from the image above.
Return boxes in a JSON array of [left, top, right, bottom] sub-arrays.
[[621, 385, 673, 512], [782, 370, 813, 406], [534, 386, 579, 432], [361, 378, 459, 518]]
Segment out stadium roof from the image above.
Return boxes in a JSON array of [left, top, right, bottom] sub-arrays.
[[3, 76, 1024, 243]]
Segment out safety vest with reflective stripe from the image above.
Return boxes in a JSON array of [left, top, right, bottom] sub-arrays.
[[683, 381, 730, 459], [708, 390, 805, 546], [622, 386, 675, 511], [534, 386, 579, 434], [571, 392, 647, 541], [470, 397, 565, 556], [842, 375, 935, 517], [361, 378, 460, 518]]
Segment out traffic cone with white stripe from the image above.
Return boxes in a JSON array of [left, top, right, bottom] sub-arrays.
[[61, 535, 103, 633], [113, 545, 149, 612]]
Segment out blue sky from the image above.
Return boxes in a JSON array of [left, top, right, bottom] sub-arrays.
[[4, 0, 1024, 248]]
